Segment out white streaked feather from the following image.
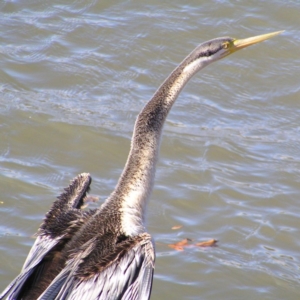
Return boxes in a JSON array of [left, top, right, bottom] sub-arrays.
[[0, 235, 61, 299], [22, 235, 61, 271], [37, 235, 154, 300]]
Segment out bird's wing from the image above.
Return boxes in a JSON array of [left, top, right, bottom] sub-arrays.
[[0, 235, 61, 300], [0, 173, 93, 300], [38, 233, 155, 300]]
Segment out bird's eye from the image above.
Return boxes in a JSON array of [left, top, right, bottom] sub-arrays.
[[223, 42, 229, 49]]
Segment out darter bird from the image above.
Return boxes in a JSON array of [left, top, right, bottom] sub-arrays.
[[0, 31, 283, 300]]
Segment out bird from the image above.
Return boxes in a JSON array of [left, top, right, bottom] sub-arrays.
[[0, 31, 282, 300]]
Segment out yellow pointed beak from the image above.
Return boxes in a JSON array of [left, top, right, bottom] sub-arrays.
[[232, 30, 284, 51]]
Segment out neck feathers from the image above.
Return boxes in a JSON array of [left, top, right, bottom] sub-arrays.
[[105, 54, 209, 236]]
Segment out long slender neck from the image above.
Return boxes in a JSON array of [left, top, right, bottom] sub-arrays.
[[105, 52, 210, 236]]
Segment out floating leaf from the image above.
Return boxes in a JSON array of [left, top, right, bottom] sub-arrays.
[[168, 239, 188, 251], [195, 239, 218, 247], [168, 238, 191, 251], [171, 225, 183, 230], [168, 238, 218, 251]]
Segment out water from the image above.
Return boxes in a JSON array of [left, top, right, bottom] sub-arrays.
[[1, 1, 300, 299]]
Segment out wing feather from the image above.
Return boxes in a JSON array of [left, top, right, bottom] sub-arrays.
[[0, 173, 92, 300], [1, 172, 155, 300], [0, 234, 62, 300], [38, 234, 155, 300]]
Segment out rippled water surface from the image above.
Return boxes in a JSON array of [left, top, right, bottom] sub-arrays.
[[1, 1, 300, 299]]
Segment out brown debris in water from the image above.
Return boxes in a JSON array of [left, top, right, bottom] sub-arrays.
[[168, 238, 218, 251], [171, 225, 183, 230]]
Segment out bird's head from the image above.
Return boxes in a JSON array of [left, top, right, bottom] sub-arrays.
[[183, 31, 284, 74]]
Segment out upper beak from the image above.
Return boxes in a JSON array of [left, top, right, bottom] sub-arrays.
[[232, 30, 284, 52]]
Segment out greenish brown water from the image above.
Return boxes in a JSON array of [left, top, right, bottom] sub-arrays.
[[1, 1, 300, 299]]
